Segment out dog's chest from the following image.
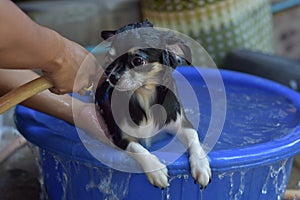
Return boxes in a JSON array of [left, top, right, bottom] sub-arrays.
[[127, 88, 182, 139], [95, 81, 182, 147], [127, 111, 183, 148]]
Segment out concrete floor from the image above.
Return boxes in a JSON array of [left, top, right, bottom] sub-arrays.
[[289, 155, 300, 189], [0, 132, 40, 200]]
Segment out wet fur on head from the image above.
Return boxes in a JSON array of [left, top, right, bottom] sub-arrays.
[[101, 20, 192, 65]]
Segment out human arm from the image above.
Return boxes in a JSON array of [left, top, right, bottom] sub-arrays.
[[0, 0, 98, 94], [0, 69, 110, 144]]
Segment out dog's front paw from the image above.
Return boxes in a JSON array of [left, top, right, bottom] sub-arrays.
[[189, 154, 211, 189], [145, 166, 169, 189], [144, 156, 169, 189]]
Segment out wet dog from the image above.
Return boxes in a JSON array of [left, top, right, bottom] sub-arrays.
[[95, 21, 211, 189]]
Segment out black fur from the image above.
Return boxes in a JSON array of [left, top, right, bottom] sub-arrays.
[[95, 49, 182, 149], [155, 85, 181, 124], [95, 21, 191, 150]]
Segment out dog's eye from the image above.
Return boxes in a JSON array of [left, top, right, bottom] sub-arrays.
[[131, 56, 147, 67]]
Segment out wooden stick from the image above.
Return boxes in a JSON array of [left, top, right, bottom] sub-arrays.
[[0, 77, 52, 114]]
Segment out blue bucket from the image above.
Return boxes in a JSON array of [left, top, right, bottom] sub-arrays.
[[15, 67, 300, 200]]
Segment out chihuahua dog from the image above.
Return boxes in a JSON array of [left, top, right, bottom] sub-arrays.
[[95, 21, 211, 189]]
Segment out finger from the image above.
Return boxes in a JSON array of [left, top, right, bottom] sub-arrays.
[[49, 87, 65, 95], [74, 55, 100, 93]]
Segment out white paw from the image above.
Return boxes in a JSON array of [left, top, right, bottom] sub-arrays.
[[144, 156, 169, 189], [126, 142, 170, 189], [189, 154, 212, 189], [145, 166, 169, 189]]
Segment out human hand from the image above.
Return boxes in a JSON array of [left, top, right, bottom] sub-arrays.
[[42, 33, 100, 95], [0, 1, 101, 95]]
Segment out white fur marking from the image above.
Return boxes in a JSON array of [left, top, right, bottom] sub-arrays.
[[177, 127, 211, 188], [127, 142, 170, 188]]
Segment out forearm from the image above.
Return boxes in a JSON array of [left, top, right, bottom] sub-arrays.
[[0, 69, 110, 143], [23, 90, 74, 124], [0, 69, 73, 123], [24, 88, 110, 143], [0, 0, 99, 94], [0, 0, 62, 71]]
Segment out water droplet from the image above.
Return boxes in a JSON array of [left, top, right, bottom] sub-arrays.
[[289, 80, 298, 90]]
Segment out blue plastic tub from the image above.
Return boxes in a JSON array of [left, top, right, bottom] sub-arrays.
[[15, 67, 300, 200]]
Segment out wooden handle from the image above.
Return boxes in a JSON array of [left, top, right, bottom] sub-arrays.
[[0, 76, 53, 114]]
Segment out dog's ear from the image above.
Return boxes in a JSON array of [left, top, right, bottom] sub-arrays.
[[178, 43, 192, 64], [161, 50, 177, 69], [161, 50, 191, 69], [101, 30, 116, 40], [165, 42, 192, 67]]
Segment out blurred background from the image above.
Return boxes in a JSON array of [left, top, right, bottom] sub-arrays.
[[1, 0, 300, 199], [11, 0, 300, 62]]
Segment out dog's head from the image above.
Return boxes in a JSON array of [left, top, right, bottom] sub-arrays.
[[103, 47, 190, 91], [101, 20, 192, 91]]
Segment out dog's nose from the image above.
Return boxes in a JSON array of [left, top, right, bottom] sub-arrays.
[[109, 73, 121, 85]]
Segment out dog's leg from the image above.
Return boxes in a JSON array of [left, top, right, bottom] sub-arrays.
[[176, 125, 211, 189], [126, 141, 169, 188]]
